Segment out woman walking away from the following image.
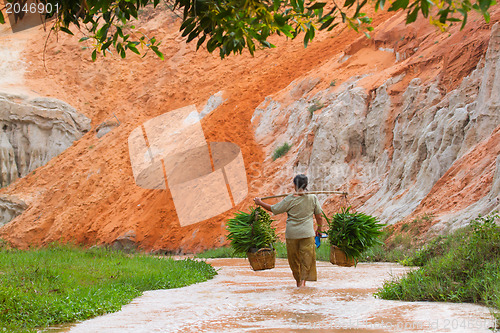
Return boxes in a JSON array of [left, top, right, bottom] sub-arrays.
[[254, 174, 325, 287]]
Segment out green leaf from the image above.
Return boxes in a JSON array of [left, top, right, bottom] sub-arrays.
[[344, 0, 356, 8], [196, 35, 207, 50], [151, 46, 164, 60], [460, 11, 468, 29], [327, 22, 340, 31], [187, 30, 199, 43], [307, 2, 327, 10], [388, 0, 410, 11], [482, 10, 490, 22], [375, 0, 387, 11], [274, 13, 286, 26], [128, 44, 141, 55], [79, 37, 90, 42], [60, 27, 74, 35], [246, 37, 255, 56], [478, 0, 491, 13], [354, 0, 368, 18], [207, 38, 217, 53], [102, 40, 112, 51], [273, 0, 282, 11], [0, 11, 4, 24], [280, 25, 295, 38], [421, 0, 430, 17], [406, 5, 420, 23], [91, 49, 97, 62], [304, 30, 310, 48], [320, 16, 335, 30], [299, 0, 305, 12], [181, 22, 196, 37], [180, 17, 195, 31], [261, 40, 275, 48]]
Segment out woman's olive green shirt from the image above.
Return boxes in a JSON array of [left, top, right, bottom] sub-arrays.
[[270, 194, 322, 239]]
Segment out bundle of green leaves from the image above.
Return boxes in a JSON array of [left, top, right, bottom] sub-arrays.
[[226, 206, 277, 254], [326, 207, 385, 262]]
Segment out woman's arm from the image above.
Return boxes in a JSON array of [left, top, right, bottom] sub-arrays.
[[314, 213, 325, 235], [254, 197, 273, 212]]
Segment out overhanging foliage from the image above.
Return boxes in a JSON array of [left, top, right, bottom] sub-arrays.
[[0, 0, 496, 59]]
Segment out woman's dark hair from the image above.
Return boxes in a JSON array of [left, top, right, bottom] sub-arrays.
[[293, 174, 308, 190]]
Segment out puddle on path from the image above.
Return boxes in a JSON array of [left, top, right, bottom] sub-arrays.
[[61, 259, 496, 333]]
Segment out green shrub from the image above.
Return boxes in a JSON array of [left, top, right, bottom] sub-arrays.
[[273, 242, 288, 258], [376, 213, 500, 325], [0, 245, 217, 332], [272, 142, 291, 160], [326, 207, 385, 263], [226, 207, 277, 254], [308, 100, 324, 116], [400, 235, 450, 266]]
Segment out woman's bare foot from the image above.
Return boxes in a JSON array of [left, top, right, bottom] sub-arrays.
[[298, 280, 306, 287]]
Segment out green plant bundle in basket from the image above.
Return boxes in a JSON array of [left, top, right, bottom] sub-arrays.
[[326, 207, 385, 266], [226, 206, 277, 270]]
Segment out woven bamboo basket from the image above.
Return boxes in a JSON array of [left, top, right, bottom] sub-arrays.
[[247, 247, 276, 271], [330, 245, 355, 267]]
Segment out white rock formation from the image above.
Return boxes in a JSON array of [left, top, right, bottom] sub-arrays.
[[252, 23, 500, 230], [0, 91, 91, 187], [200, 90, 226, 119], [0, 194, 27, 226]]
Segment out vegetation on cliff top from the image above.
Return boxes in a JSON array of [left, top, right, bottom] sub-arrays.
[[0, 244, 217, 332]]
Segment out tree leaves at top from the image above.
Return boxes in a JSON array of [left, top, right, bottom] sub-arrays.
[[0, 0, 496, 60]]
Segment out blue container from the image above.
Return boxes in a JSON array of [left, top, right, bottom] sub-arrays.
[[315, 233, 328, 248]]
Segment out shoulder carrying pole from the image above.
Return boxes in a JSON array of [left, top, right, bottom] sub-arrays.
[[261, 191, 348, 200]]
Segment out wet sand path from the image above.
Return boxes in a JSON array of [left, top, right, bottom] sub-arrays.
[[66, 258, 495, 332]]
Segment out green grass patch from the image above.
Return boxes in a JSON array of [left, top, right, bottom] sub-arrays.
[[375, 213, 500, 326], [361, 214, 436, 263], [361, 229, 416, 263], [195, 247, 246, 258], [272, 142, 291, 160], [0, 244, 217, 332], [308, 100, 324, 117]]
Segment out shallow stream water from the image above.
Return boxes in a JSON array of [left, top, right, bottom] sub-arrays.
[[60, 258, 496, 332]]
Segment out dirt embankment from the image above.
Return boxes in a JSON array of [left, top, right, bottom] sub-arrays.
[[0, 7, 499, 252]]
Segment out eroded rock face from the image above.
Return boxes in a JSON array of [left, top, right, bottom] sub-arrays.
[[252, 23, 500, 230], [0, 194, 27, 226], [111, 230, 137, 253], [0, 92, 91, 187]]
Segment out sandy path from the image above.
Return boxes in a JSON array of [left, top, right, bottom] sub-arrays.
[[62, 259, 496, 332]]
